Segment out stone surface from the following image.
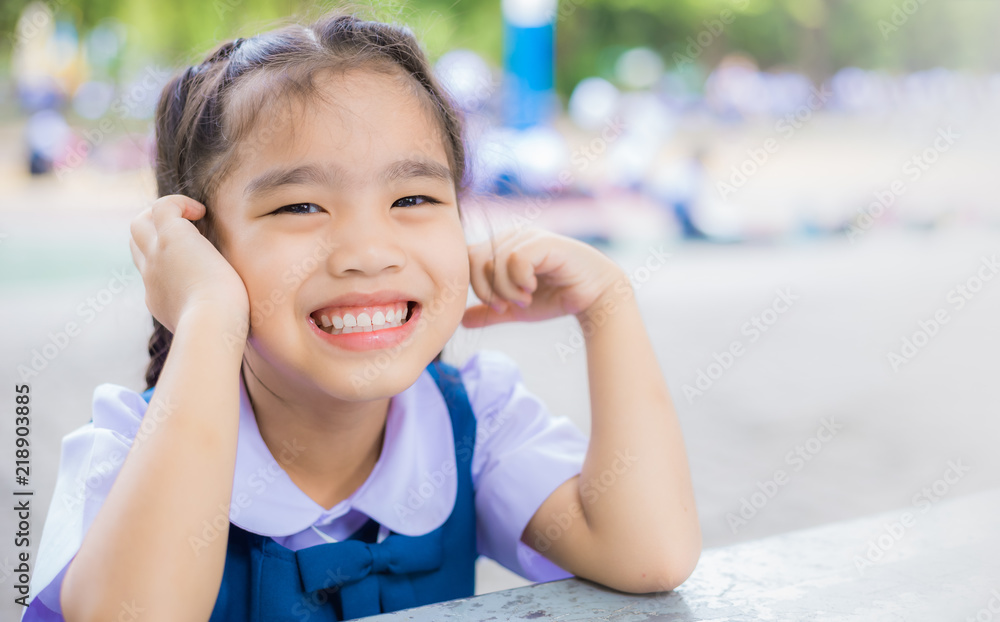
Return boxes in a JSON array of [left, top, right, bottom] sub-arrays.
[[365, 486, 1000, 621]]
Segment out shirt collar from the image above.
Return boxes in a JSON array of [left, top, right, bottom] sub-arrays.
[[229, 367, 457, 538]]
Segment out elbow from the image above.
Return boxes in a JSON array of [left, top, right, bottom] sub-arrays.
[[570, 518, 704, 595], [626, 552, 700, 594], [587, 545, 702, 595], [653, 549, 701, 592], [630, 531, 703, 594]]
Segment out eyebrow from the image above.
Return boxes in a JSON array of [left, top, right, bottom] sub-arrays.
[[380, 159, 453, 186], [243, 158, 453, 200]]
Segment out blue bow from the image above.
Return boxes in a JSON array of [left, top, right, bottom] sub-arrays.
[[295, 528, 444, 619]]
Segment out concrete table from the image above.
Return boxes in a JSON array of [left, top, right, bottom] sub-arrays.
[[365, 487, 1000, 621]]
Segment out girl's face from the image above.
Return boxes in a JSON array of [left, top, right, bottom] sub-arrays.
[[210, 67, 469, 403]]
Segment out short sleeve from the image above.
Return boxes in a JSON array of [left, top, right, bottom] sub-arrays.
[[459, 350, 589, 583], [22, 384, 148, 621]]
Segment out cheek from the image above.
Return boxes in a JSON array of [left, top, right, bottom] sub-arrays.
[[418, 223, 469, 313], [245, 274, 281, 328], [436, 224, 470, 283], [213, 221, 304, 330], [235, 253, 294, 320], [443, 243, 472, 318]]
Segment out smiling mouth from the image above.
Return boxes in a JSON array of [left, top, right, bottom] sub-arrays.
[[312, 301, 417, 335]]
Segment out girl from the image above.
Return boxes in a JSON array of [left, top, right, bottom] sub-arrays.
[[24, 10, 700, 622]]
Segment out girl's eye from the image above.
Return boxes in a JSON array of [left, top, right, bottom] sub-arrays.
[[392, 195, 441, 208], [273, 203, 322, 215]]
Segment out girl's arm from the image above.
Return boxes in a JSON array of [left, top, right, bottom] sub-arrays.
[[525, 280, 702, 593], [63, 195, 251, 621], [61, 304, 245, 622], [464, 230, 701, 594]]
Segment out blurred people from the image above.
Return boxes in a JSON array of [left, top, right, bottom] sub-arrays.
[[12, 2, 84, 175]]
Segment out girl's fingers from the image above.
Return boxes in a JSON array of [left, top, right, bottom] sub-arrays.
[[468, 228, 542, 312], [151, 196, 183, 230], [485, 253, 524, 307], [469, 233, 518, 311], [468, 245, 501, 312], [487, 234, 541, 307], [506, 236, 542, 294], [461, 302, 519, 328], [151, 194, 205, 230], [129, 208, 154, 252], [128, 236, 145, 273]]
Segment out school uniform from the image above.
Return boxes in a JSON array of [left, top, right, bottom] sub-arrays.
[[22, 350, 589, 621]]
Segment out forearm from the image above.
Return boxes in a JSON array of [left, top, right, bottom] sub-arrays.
[[576, 278, 701, 588], [62, 306, 245, 622]]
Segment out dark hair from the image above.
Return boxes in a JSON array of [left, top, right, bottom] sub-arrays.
[[144, 9, 466, 391]]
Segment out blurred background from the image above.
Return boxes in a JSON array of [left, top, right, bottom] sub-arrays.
[[3, 0, 1000, 612]]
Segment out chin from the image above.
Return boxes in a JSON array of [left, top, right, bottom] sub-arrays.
[[325, 351, 433, 401]]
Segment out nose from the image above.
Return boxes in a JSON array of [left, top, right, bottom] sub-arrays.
[[323, 207, 406, 276]]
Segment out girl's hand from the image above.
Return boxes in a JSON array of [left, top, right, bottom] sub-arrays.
[[463, 228, 626, 328], [129, 195, 250, 334]]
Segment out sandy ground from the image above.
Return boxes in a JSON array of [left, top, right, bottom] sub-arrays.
[[3, 117, 1000, 617]]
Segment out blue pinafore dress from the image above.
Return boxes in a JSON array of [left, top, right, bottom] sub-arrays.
[[139, 360, 478, 621]]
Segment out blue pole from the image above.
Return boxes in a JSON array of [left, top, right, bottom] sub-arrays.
[[502, 0, 557, 129]]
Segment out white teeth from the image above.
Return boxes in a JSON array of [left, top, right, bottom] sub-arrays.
[[314, 302, 414, 336]]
